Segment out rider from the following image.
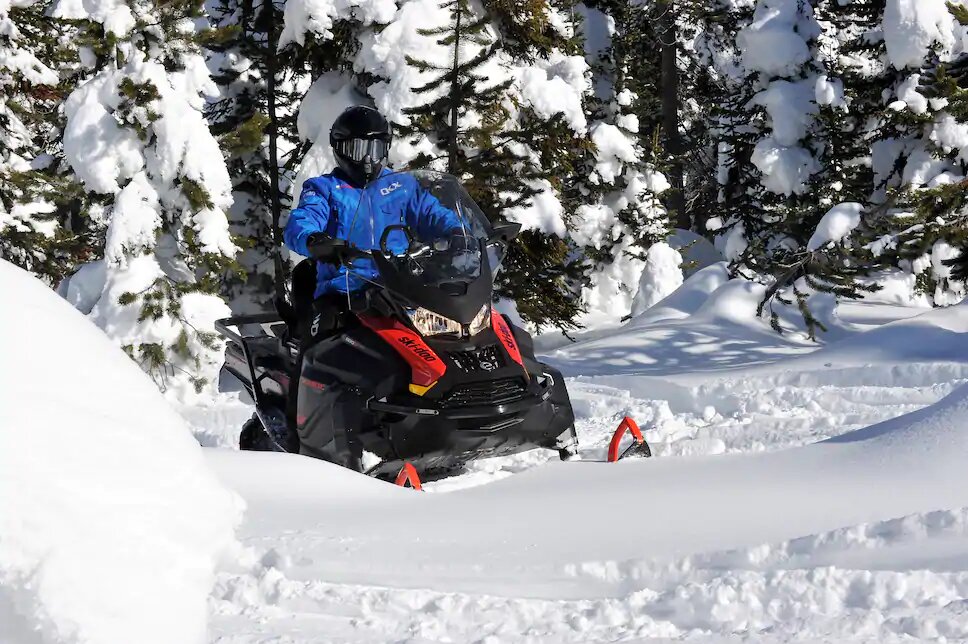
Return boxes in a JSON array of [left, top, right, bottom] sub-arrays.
[[283, 105, 462, 341]]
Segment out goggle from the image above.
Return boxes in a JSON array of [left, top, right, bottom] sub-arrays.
[[334, 137, 390, 162]]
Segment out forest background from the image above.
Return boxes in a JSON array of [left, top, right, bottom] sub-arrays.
[[3, 0, 968, 399]]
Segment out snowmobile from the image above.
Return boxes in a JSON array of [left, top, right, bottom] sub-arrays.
[[215, 170, 583, 483]]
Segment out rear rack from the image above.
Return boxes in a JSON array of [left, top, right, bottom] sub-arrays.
[[215, 313, 290, 409], [214, 313, 286, 345]]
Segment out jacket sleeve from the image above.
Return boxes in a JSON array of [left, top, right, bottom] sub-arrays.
[[284, 180, 332, 257], [407, 188, 464, 241]]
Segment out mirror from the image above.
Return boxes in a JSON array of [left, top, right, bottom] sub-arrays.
[[490, 221, 522, 243]]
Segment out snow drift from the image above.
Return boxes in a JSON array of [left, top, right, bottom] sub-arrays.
[[0, 260, 242, 644], [206, 376, 968, 640]]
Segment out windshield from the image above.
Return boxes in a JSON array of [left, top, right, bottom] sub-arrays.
[[344, 170, 497, 292]]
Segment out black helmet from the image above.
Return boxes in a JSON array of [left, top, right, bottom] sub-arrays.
[[330, 105, 392, 186]]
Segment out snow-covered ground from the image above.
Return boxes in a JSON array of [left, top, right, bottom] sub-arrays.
[[7, 259, 968, 642], [193, 268, 968, 643], [0, 261, 242, 644]]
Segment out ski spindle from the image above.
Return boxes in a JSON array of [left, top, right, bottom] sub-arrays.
[[607, 417, 650, 462], [394, 462, 423, 490]]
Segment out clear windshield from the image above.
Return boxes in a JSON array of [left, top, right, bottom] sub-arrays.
[[345, 170, 497, 291]]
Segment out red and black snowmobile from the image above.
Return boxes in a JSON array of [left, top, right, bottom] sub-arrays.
[[216, 170, 581, 483]]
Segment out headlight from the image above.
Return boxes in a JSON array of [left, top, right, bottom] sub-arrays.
[[467, 304, 491, 336], [407, 307, 462, 337], [405, 304, 491, 338]]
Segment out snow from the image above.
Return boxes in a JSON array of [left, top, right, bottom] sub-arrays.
[[750, 79, 817, 147], [884, 0, 959, 70], [60, 259, 106, 314], [203, 316, 968, 641], [104, 173, 162, 263], [896, 73, 929, 114], [736, 0, 814, 77], [751, 137, 819, 195], [502, 178, 567, 236], [89, 255, 230, 400], [807, 202, 864, 251], [667, 228, 723, 277], [0, 260, 242, 644], [630, 242, 683, 316], [291, 72, 363, 199], [575, 3, 614, 59], [354, 0, 475, 128], [51, 0, 135, 36], [516, 52, 590, 134], [931, 113, 968, 164], [62, 71, 144, 195], [26, 244, 968, 641], [589, 121, 637, 183], [279, 0, 395, 47]]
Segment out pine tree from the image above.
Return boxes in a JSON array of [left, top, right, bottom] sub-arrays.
[[386, 0, 591, 331], [571, 0, 674, 327], [0, 0, 91, 284], [694, 0, 886, 337], [870, 1, 968, 304], [58, 0, 241, 398], [206, 0, 298, 312]]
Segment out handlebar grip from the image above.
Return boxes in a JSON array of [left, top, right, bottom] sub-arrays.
[[306, 234, 367, 263]]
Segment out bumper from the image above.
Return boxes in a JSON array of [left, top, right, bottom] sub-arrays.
[[360, 373, 576, 480]]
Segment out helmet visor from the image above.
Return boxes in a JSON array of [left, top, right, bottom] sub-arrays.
[[335, 137, 390, 162]]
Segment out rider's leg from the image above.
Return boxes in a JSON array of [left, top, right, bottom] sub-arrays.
[[286, 292, 348, 448]]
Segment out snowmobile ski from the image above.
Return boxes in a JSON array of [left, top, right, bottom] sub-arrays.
[[394, 463, 423, 490], [607, 417, 652, 461]]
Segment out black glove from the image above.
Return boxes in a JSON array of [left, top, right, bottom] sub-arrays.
[[306, 233, 347, 263]]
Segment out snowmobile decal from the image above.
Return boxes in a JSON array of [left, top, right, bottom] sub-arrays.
[[357, 314, 447, 387], [492, 309, 526, 376], [301, 377, 326, 391]]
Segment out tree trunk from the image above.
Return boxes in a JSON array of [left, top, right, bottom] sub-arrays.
[[658, 0, 688, 230], [447, 4, 462, 173], [263, 0, 287, 299]]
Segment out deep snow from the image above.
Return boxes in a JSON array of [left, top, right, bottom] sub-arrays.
[[7, 256, 968, 642], [197, 267, 968, 642], [0, 260, 242, 644]]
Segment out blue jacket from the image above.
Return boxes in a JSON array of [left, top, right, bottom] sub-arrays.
[[284, 169, 462, 297]]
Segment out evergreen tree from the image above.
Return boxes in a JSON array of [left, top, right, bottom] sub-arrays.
[[378, 0, 592, 331], [571, 0, 674, 327], [698, 0, 883, 336], [58, 0, 241, 398], [868, 1, 968, 305], [206, 0, 298, 312], [0, 0, 91, 284]]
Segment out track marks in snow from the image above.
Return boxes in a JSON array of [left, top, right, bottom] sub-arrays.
[[427, 362, 968, 493], [211, 508, 968, 643]]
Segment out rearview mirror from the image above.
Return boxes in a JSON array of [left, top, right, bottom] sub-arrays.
[[490, 221, 522, 243]]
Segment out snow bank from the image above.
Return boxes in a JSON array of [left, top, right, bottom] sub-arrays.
[[628, 262, 731, 327], [0, 260, 242, 644], [667, 229, 723, 277]]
